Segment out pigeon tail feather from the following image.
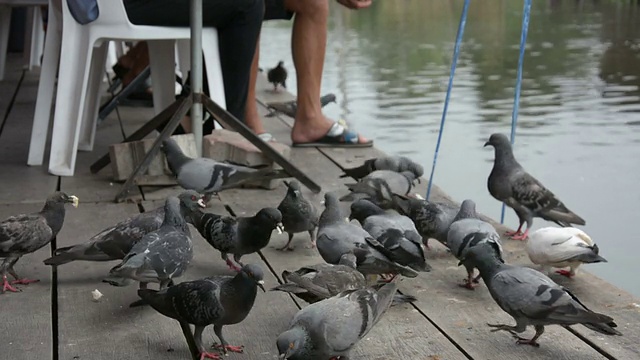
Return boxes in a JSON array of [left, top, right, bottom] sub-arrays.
[[109, 252, 146, 278], [137, 289, 180, 320], [541, 208, 586, 226]]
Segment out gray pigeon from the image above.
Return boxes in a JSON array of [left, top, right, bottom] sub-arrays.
[[316, 193, 418, 280], [390, 194, 460, 249], [161, 138, 282, 202], [106, 196, 193, 292], [267, 60, 287, 91], [277, 180, 319, 251], [462, 243, 621, 347], [340, 155, 424, 181], [44, 191, 205, 266], [0, 192, 78, 293], [139, 264, 266, 359], [276, 281, 398, 360], [447, 200, 504, 290], [339, 170, 418, 206], [349, 199, 430, 272], [189, 207, 283, 272], [265, 94, 336, 118], [485, 133, 586, 240]]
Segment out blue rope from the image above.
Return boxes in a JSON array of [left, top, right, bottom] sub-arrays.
[[425, 0, 471, 201], [500, 0, 532, 224]]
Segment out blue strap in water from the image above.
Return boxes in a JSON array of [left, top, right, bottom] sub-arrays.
[[500, 0, 532, 224], [425, 0, 471, 201]]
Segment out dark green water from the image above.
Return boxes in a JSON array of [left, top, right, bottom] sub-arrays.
[[260, 0, 640, 296]]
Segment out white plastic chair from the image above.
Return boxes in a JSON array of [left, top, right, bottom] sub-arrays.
[[28, 0, 226, 176], [0, 0, 48, 81]]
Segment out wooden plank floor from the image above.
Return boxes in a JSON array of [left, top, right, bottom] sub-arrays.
[[1, 54, 639, 359]]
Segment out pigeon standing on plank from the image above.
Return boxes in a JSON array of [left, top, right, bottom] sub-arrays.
[[447, 200, 503, 290], [525, 227, 607, 278], [188, 207, 283, 272], [276, 281, 398, 360], [265, 94, 336, 118], [0, 192, 79, 293], [484, 133, 586, 240], [277, 180, 319, 251], [461, 243, 621, 347], [139, 264, 266, 360], [349, 199, 430, 272], [339, 170, 418, 206], [43, 191, 205, 266], [316, 192, 418, 280], [340, 155, 424, 181], [161, 138, 283, 203], [390, 194, 460, 249], [106, 196, 193, 292], [267, 61, 287, 92]]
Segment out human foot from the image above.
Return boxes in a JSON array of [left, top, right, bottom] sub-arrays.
[[292, 120, 372, 148]]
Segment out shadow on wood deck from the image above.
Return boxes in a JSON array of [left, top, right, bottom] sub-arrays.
[[1, 54, 639, 360]]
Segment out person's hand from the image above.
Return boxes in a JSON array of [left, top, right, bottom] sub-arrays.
[[336, 0, 373, 10]]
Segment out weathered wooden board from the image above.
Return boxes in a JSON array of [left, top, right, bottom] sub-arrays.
[[0, 204, 53, 360]]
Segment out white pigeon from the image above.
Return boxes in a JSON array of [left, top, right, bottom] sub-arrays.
[[525, 227, 607, 278]]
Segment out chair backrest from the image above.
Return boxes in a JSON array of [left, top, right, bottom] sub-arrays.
[[65, 0, 98, 24], [62, 0, 133, 27]]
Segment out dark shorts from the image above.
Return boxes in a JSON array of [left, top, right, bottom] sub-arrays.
[[264, 0, 294, 20]]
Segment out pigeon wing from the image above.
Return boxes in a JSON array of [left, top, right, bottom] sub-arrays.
[[0, 214, 52, 255]]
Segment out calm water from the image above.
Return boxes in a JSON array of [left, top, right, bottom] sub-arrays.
[[259, 0, 640, 296]]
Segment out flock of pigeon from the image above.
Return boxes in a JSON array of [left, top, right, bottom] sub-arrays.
[[0, 133, 623, 359]]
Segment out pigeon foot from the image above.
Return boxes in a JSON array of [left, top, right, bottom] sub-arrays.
[[459, 280, 478, 290], [509, 230, 529, 241], [380, 274, 398, 283], [11, 278, 40, 285], [199, 351, 222, 360], [2, 276, 20, 293], [225, 259, 242, 272], [213, 344, 244, 354], [515, 337, 540, 347], [555, 269, 574, 278], [487, 323, 518, 335], [277, 242, 294, 251]]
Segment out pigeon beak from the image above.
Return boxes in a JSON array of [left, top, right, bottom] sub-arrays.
[[483, 141, 490, 147], [257, 280, 266, 292], [197, 199, 207, 208], [68, 195, 79, 208], [278, 353, 287, 360], [276, 223, 284, 234]]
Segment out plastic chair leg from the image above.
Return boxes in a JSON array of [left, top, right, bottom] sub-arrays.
[[23, 6, 45, 71], [0, 5, 11, 81], [78, 42, 109, 152], [148, 40, 177, 116], [27, 4, 61, 166], [48, 31, 90, 176], [201, 30, 226, 109]]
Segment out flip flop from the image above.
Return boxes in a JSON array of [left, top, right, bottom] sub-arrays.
[[292, 122, 373, 148]]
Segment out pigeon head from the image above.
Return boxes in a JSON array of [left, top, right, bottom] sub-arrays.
[[458, 241, 503, 275], [406, 161, 425, 178], [240, 263, 266, 292], [277, 60, 285, 68], [453, 199, 478, 222], [161, 138, 190, 175], [349, 199, 384, 222], [276, 326, 312, 360], [484, 133, 517, 167], [162, 196, 187, 229], [319, 192, 343, 226], [254, 207, 284, 233], [400, 170, 419, 184], [46, 192, 79, 207], [284, 180, 302, 198], [338, 253, 358, 269], [390, 194, 421, 216], [178, 190, 206, 210]]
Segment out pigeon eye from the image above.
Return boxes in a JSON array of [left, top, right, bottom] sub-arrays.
[[289, 342, 294, 349], [191, 196, 196, 201]]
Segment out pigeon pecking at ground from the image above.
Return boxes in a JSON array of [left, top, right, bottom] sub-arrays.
[[139, 263, 266, 360], [161, 138, 284, 203], [339, 170, 418, 207], [276, 280, 399, 360], [0, 192, 78, 293], [447, 200, 504, 290], [188, 207, 283, 272], [267, 60, 288, 92], [349, 199, 431, 273], [390, 194, 460, 250], [525, 227, 607, 278], [340, 155, 424, 181], [270, 252, 416, 306], [277, 180, 319, 251], [461, 242, 621, 347], [316, 192, 419, 281], [484, 133, 586, 240], [43, 191, 205, 266], [106, 196, 193, 296]]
